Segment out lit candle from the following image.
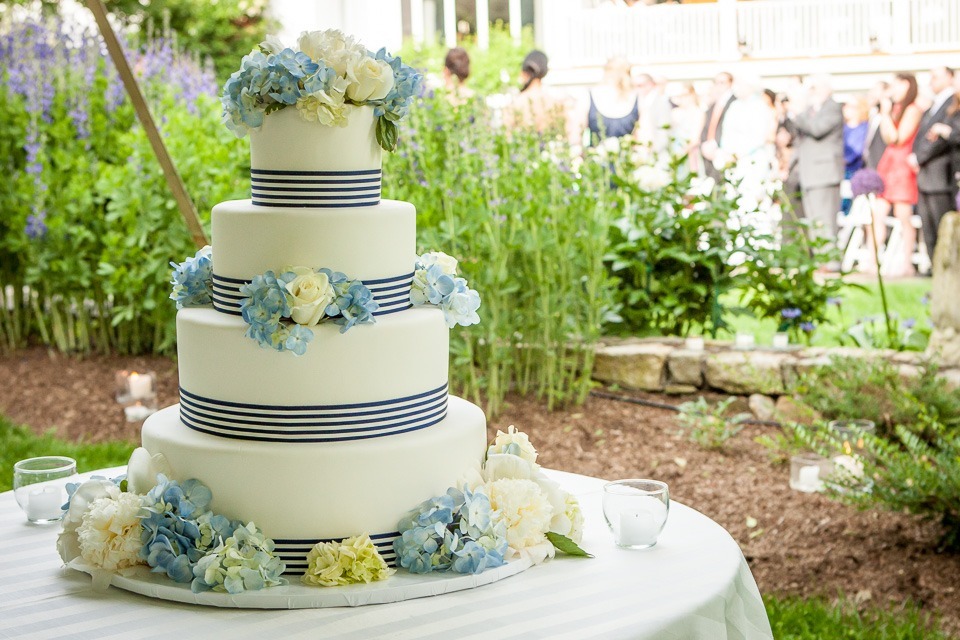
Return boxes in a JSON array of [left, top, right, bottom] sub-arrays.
[[124, 402, 155, 422], [25, 485, 63, 521], [127, 372, 153, 400], [617, 500, 666, 547], [796, 465, 821, 492], [735, 333, 755, 349], [772, 333, 789, 349], [832, 454, 864, 479], [684, 337, 705, 352]]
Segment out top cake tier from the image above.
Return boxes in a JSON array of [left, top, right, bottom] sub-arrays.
[[248, 107, 382, 209]]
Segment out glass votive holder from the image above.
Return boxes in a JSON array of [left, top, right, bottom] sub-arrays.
[[123, 396, 159, 422], [602, 479, 669, 549], [684, 336, 705, 352], [827, 419, 876, 455], [772, 332, 790, 349], [734, 332, 755, 350], [13, 456, 78, 524], [789, 453, 832, 493], [116, 370, 156, 404]]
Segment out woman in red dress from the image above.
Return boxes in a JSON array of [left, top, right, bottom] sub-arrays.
[[872, 73, 922, 276]]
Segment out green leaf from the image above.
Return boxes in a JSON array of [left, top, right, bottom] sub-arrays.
[[376, 116, 399, 152], [546, 532, 593, 558]]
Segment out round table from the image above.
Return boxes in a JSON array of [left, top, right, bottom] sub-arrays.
[[0, 467, 772, 639]]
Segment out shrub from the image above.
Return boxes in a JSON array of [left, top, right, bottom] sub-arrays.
[[676, 396, 749, 450]]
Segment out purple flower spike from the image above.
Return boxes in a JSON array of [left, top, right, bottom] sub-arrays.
[[781, 308, 802, 320], [800, 321, 816, 332]]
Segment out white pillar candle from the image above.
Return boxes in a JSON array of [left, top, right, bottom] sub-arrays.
[[773, 333, 789, 349], [127, 372, 153, 400], [617, 500, 666, 547], [26, 485, 62, 521], [684, 337, 705, 352], [735, 333, 755, 349], [796, 465, 821, 492]]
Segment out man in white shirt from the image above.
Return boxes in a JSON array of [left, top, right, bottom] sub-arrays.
[[699, 72, 736, 182], [910, 66, 958, 258]]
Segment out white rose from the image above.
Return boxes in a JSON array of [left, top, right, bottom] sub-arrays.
[[285, 267, 335, 326], [420, 251, 459, 276], [297, 29, 366, 76], [296, 76, 352, 127], [487, 425, 538, 464], [345, 56, 395, 102], [126, 447, 172, 495], [260, 34, 285, 55]]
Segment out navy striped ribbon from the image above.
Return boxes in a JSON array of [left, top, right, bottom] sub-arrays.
[[250, 169, 381, 208], [273, 532, 400, 575], [178, 382, 448, 442], [211, 272, 413, 318]]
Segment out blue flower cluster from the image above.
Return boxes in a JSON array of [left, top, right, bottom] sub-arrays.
[[394, 486, 507, 575], [369, 48, 423, 124], [169, 246, 213, 309], [239, 267, 378, 355], [411, 261, 481, 329], [222, 49, 332, 136]]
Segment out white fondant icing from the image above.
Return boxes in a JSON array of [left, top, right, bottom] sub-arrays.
[[176, 306, 449, 406], [141, 396, 486, 540], [211, 199, 415, 283], [249, 106, 381, 173]]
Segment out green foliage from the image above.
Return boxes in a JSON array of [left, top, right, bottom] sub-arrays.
[[764, 595, 951, 640], [398, 24, 535, 96], [0, 417, 135, 493], [845, 314, 931, 352], [790, 357, 960, 437], [755, 425, 811, 466], [384, 97, 616, 414], [676, 396, 749, 450]]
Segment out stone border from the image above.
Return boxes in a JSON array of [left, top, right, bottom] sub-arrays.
[[592, 337, 960, 396]]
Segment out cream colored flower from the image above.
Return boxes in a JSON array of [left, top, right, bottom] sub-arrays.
[[57, 479, 118, 564], [487, 425, 538, 464], [485, 478, 553, 550], [76, 491, 145, 572], [419, 251, 459, 276], [301, 534, 394, 587], [550, 492, 585, 544], [284, 267, 336, 326], [296, 76, 352, 127], [345, 56, 395, 102], [259, 34, 285, 55], [297, 30, 366, 76], [126, 447, 172, 495]]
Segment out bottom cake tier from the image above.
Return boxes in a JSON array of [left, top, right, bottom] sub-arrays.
[[141, 396, 487, 574]]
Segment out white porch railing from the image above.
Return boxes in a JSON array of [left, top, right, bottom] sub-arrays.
[[543, 0, 960, 67]]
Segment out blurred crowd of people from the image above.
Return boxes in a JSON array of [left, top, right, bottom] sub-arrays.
[[438, 47, 960, 275]]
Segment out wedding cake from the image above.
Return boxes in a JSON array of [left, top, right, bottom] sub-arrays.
[[139, 40, 486, 575]]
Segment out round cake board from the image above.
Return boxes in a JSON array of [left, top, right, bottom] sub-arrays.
[[72, 556, 534, 609]]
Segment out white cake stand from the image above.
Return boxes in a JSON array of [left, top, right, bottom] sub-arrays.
[[72, 556, 533, 609]]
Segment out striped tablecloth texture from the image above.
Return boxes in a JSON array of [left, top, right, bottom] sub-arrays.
[[0, 469, 772, 640]]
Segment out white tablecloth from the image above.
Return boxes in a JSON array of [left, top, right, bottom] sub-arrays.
[[0, 468, 772, 640]]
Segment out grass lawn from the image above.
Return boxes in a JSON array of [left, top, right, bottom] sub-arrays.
[[723, 277, 932, 347], [0, 414, 954, 637]]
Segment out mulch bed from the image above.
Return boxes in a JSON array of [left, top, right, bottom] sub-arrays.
[[2, 346, 958, 635]]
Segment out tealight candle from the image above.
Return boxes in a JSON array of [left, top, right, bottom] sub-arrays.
[[796, 465, 821, 492], [25, 485, 63, 522], [772, 333, 789, 349], [735, 333, 755, 349], [684, 336, 705, 352], [124, 402, 155, 422], [832, 454, 864, 479], [618, 505, 662, 547]]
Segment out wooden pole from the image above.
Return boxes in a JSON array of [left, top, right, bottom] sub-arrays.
[[85, 0, 209, 249]]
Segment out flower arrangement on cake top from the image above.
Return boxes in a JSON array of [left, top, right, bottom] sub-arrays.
[[221, 30, 422, 151], [57, 450, 286, 595]]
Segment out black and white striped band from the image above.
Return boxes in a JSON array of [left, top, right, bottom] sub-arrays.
[[210, 272, 413, 318], [250, 169, 381, 208], [178, 382, 448, 443], [274, 532, 400, 575]]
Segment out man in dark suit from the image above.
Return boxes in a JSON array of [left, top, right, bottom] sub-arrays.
[[699, 72, 736, 182], [910, 66, 958, 257]]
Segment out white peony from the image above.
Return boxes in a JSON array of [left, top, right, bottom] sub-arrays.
[[259, 33, 285, 55], [485, 478, 553, 550], [77, 491, 145, 572], [296, 76, 352, 127], [126, 447, 172, 495], [344, 55, 395, 102], [57, 479, 119, 565], [284, 267, 336, 326], [487, 425, 538, 464], [550, 492, 585, 544], [419, 251, 459, 276], [297, 29, 366, 76]]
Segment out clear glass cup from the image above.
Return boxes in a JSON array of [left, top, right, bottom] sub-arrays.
[[602, 479, 669, 549], [789, 453, 832, 493], [13, 456, 78, 524], [827, 419, 876, 455]]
